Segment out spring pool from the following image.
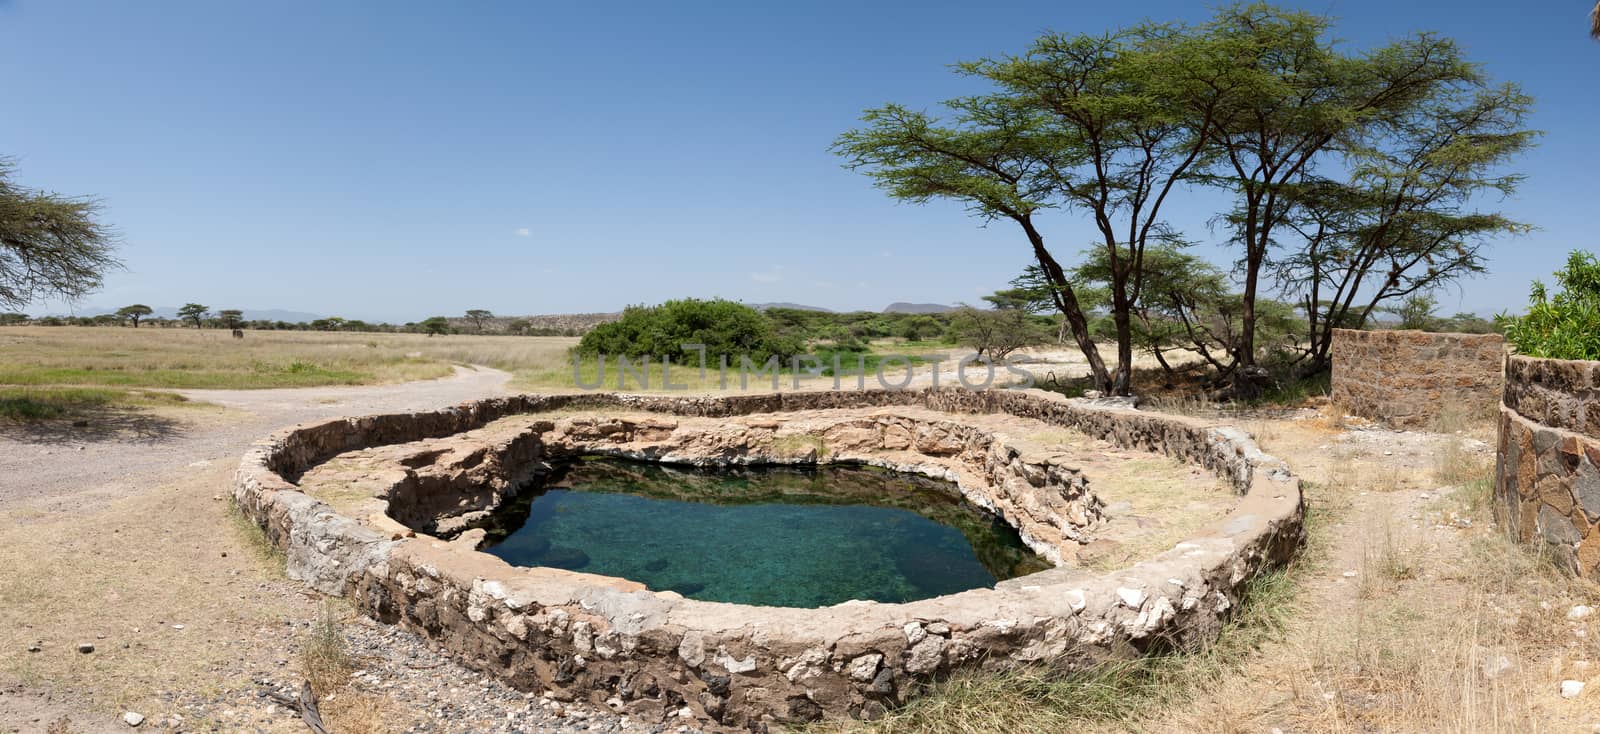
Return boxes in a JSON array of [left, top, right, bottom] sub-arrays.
[[473, 458, 1049, 607]]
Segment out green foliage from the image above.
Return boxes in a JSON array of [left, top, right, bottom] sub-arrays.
[[115, 304, 152, 327], [0, 311, 29, 325], [176, 303, 208, 328], [464, 309, 494, 332], [950, 304, 1046, 359], [1499, 251, 1600, 360], [217, 309, 244, 329], [834, 3, 1531, 394], [419, 316, 452, 336], [575, 299, 803, 366], [1390, 293, 1439, 331], [0, 158, 120, 310], [898, 315, 942, 342]]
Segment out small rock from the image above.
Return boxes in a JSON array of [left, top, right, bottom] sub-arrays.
[[1116, 587, 1146, 608], [1562, 680, 1585, 698], [77, 643, 95, 654], [122, 711, 145, 727], [1569, 605, 1594, 621], [171, 624, 184, 631], [26, 645, 40, 653]]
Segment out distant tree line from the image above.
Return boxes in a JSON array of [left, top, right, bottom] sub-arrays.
[[0, 306, 590, 337]]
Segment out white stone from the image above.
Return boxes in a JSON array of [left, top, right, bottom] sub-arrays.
[[122, 712, 145, 727], [1569, 605, 1594, 621], [847, 653, 883, 682], [1064, 589, 1087, 612], [1116, 587, 1146, 609], [1562, 680, 1585, 698], [904, 636, 945, 675], [903, 622, 926, 645], [676, 630, 705, 668]]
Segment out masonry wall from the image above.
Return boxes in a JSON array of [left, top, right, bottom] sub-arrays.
[[1495, 355, 1600, 577], [1331, 329, 1505, 428]]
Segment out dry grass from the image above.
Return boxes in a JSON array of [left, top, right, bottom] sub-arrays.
[[0, 385, 196, 421], [299, 601, 395, 734], [0, 464, 303, 727], [301, 602, 354, 696], [0, 325, 577, 389], [832, 409, 1599, 734]]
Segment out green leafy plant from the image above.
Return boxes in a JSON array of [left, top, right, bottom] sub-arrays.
[[1499, 251, 1600, 360], [575, 298, 803, 366]]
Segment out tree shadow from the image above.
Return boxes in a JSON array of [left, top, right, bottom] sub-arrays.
[[0, 406, 189, 445]]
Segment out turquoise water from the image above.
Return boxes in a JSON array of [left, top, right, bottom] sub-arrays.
[[475, 459, 1048, 607]]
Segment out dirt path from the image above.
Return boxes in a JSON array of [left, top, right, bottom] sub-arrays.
[[0, 366, 661, 733], [1121, 409, 1600, 734], [0, 365, 510, 508]]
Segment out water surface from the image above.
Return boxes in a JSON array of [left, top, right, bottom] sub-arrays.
[[475, 458, 1049, 607]]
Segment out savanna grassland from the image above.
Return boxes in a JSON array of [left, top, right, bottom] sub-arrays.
[[0, 326, 584, 420]]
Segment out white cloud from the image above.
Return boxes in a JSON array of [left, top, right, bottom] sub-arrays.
[[514, 227, 532, 237]]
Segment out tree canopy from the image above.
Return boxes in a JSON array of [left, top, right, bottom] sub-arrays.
[[0, 159, 119, 310], [836, 2, 1532, 396]]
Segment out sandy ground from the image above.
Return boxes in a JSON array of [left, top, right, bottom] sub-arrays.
[[0, 366, 528, 733], [7, 360, 1600, 733]]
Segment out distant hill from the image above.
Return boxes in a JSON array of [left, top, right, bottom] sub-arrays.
[[882, 302, 956, 314], [750, 302, 834, 312]]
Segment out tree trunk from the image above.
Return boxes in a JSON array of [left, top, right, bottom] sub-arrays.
[[1018, 216, 1110, 391]]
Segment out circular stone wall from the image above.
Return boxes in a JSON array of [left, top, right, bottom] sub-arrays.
[[234, 387, 1304, 730]]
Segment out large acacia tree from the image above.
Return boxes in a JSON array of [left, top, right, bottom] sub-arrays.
[[834, 25, 1216, 394], [1274, 82, 1535, 371], [1166, 6, 1492, 391], [838, 3, 1529, 397], [0, 159, 119, 310]]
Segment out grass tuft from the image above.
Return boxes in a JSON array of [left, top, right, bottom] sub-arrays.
[[301, 602, 354, 697]]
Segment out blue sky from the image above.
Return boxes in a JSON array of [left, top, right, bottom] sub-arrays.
[[2, 1, 1595, 322]]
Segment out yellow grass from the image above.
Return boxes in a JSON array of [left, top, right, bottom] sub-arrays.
[[0, 325, 577, 389]]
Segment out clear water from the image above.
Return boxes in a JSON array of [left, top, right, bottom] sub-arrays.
[[473, 458, 1050, 607]]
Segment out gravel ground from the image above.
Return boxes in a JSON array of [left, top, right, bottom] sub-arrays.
[[0, 366, 681, 734]]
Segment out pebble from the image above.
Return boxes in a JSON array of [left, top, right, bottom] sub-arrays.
[[122, 711, 145, 727], [77, 643, 95, 654], [1569, 605, 1594, 621], [1563, 680, 1586, 699]]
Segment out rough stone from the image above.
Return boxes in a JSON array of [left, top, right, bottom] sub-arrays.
[[233, 386, 1307, 727], [1331, 329, 1504, 429]]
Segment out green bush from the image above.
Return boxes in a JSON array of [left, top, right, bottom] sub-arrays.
[[575, 299, 804, 365], [1499, 251, 1600, 360]]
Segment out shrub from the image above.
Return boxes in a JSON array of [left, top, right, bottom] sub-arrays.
[[575, 299, 803, 365], [1499, 251, 1600, 360]]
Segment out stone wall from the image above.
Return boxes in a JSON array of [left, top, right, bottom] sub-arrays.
[[1331, 328, 1505, 428], [235, 388, 1306, 731], [1495, 355, 1600, 576]]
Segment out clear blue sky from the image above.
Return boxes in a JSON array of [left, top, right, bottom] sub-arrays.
[[2, 1, 1595, 322]]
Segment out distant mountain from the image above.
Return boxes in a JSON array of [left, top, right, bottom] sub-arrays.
[[882, 302, 956, 314], [750, 302, 834, 312]]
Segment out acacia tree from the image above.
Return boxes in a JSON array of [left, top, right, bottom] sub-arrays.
[[421, 316, 451, 337], [116, 304, 152, 328], [218, 309, 244, 330], [464, 309, 493, 333], [177, 303, 208, 328], [1166, 5, 1485, 392], [0, 159, 119, 310], [1273, 82, 1534, 370], [835, 26, 1217, 395]]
